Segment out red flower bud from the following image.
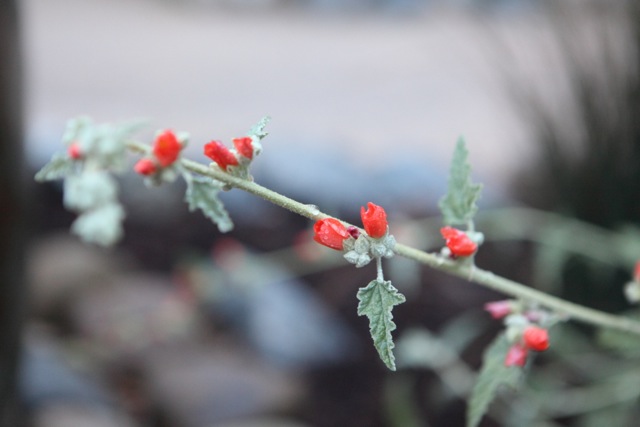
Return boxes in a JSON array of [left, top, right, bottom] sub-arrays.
[[233, 136, 254, 160], [440, 226, 477, 257], [204, 140, 239, 171], [523, 326, 549, 351], [504, 343, 528, 367], [484, 300, 512, 319], [153, 130, 182, 167], [313, 218, 350, 250], [634, 261, 640, 282], [68, 142, 82, 159], [134, 158, 157, 176], [360, 202, 388, 238]]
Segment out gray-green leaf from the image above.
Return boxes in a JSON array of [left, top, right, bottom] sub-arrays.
[[439, 138, 483, 226], [184, 174, 233, 233], [248, 116, 271, 140], [35, 153, 75, 182], [70, 203, 125, 247], [467, 333, 523, 427], [357, 279, 406, 371]]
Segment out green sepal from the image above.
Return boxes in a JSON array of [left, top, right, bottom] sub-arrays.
[[467, 332, 524, 427], [35, 153, 75, 182], [357, 279, 406, 371], [184, 173, 234, 233], [439, 138, 483, 226]]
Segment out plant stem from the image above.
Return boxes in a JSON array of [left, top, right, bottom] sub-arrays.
[[376, 256, 384, 282], [127, 141, 640, 336]]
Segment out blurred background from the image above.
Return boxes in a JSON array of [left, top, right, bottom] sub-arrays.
[[2, 0, 640, 425]]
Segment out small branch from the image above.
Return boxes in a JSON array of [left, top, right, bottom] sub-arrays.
[[127, 141, 640, 336]]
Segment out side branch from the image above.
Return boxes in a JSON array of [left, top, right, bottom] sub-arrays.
[[126, 140, 640, 336]]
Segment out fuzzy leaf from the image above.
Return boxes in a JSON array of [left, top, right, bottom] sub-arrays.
[[467, 333, 523, 427], [357, 279, 406, 370], [248, 116, 271, 140], [439, 138, 483, 226], [184, 174, 233, 233], [35, 153, 75, 182], [70, 203, 125, 247]]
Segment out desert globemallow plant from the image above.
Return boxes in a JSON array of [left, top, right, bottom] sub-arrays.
[[35, 116, 640, 427]]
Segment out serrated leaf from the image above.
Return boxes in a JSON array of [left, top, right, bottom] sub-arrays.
[[439, 138, 483, 226], [248, 116, 271, 140], [35, 153, 75, 182], [467, 333, 523, 427], [357, 279, 406, 370], [184, 174, 234, 233]]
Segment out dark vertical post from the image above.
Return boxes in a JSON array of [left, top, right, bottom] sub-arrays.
[[0, 0, 26, 426]]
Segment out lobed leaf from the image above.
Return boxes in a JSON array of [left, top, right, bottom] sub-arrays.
[[439, 138, 483, 226], [357, 279, 406, 370], [184, 174, 234, 233], [467, 333, 523, 427]]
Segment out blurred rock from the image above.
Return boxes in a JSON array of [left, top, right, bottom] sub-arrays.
[[70, 273, 199, 357], [144, 342, 303, 427], [19, 325, 120, 410], [191, 241, 359, 368], [27, 233, 130, 316]]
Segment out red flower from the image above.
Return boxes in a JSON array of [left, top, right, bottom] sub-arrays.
[[634, 261, 640, 282], [204, 141, 239, 171], [360, 202, 388, 238], [484, 300, 512, 319], [440, 226, 477, 257], [134, 158, 157, 176], [68, 142, 82, 159], [313, 218, 350, 250], [504, 343, 528, 367], [153, 130, 181, 167], [523, 326, 549, 351], [233, 136, 254, 159]]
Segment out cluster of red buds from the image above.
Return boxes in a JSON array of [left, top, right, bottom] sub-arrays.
[[484, 299, 551, 367], [313, 202, 395, 267], [204, 136, 262, 179], [440, 226, 479, 258], [134, 130, 185, 179]]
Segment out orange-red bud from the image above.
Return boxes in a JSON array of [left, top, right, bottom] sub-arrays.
[[233, 136, 254, 159], [204, 141, 239, 171], [523, 326, 549, 352], [134, 158, 157, 176], [313, 218, 350, 250], [440, 226, 477, 257], [505, 343, 528, 367], [360, 202, 388, 238], [153, 130, 181, 167], [68, 142, 82, 159]]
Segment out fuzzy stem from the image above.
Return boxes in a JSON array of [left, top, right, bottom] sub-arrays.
[[127, 141, 640, 336], [376, 256, 384, 282]]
